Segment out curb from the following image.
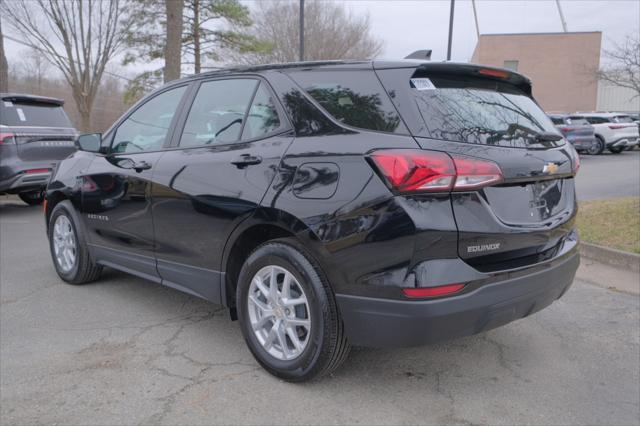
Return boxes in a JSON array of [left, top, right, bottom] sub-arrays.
[[579, 242, 640, 273]]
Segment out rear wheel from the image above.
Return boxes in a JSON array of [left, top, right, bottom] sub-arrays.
[[48, 200, 102, 284], [18, 190, 44, 205], [588, 136, 605, 155], [236, 239, 350, 382]]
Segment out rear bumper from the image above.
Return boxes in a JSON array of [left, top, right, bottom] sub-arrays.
[[336, 247, 579, 348], [0, 171, 51, 193]]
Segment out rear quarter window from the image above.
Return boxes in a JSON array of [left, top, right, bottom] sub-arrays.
[[0, 101, 72, 127], [289, 70, 407, 134]]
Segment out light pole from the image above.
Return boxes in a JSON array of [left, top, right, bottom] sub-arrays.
[[299, 0, 305, 61], [446, 0, 455, 61]]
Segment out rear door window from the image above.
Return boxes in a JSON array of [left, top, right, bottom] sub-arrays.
[[0, 101, 72, 127], [289, 70, 407, 134], [241, 82, 282, 140], [179, 79, 258, 147]]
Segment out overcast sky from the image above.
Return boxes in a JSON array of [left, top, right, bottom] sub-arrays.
[[3, 0, 639, 77]]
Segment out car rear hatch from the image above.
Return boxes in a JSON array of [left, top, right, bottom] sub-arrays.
[[1, 95, 77, 162], [375, 62, 578, 272]]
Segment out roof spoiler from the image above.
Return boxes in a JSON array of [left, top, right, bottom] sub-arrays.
[[404, 50, 432, 60], [1, 94, 65, 106]]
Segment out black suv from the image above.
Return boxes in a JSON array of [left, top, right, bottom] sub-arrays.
[[45, 61, 580, 381], [0, 93, 77, 204]]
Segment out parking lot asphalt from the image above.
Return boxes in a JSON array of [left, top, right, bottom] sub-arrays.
[[1, 151, 639, 426], [575, 149, 640, 201]]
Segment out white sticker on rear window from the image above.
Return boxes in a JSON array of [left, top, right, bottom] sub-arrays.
[[16, 108, 26, 122], [3, 101, 13, 107], [410, 78, 436, 91]]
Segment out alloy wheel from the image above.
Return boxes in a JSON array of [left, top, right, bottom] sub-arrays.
[[53, 215, 77, 273], [247, 265, 311, 361]]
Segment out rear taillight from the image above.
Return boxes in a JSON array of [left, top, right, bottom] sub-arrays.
[[559, 127, 571, 133], [369, 149, 503, 193], [403, 283, 466, 298], [608, 124, 632, 129], [25, 168, 50, 174], [0, 132, 15, 145]]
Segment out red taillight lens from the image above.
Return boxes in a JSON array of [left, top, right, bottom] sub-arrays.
[[451, 154, 503, 190], [370, 150, 455, 192], [25, 168, 50, 174], [0, 132, 15, 145], [403, 283, 466, 298], [608, 124, 631, 130], [559, 127, 571, 133], [369, 150, 503, 193]]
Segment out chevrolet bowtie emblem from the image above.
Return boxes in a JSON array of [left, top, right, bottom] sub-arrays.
[[543, 162, 558, 174]]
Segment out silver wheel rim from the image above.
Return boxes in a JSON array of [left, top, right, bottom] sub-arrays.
[[53, 215, 77, 273], [248, 265, 311, 361]]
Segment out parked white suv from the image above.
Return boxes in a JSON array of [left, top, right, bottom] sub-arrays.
[[571, 113, 639, 154]]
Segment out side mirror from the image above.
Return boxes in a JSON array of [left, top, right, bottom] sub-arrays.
[[76, 133, 102, 153]]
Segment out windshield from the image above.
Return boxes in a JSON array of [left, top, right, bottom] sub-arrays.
[[411, 79, 561, 148], [0, 101, 73, 127]]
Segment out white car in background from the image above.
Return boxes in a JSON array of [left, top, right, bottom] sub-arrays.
[[571, 113, 639, 154]]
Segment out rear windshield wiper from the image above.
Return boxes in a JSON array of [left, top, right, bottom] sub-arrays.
[[534, 131, 563, 143]]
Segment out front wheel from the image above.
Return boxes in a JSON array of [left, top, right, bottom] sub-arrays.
[[18, 190, 44, 205], [48, 200, 102, 284], [236, 239, 350, 382]]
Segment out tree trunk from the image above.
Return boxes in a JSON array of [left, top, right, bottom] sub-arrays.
[[193, 0, 200, 74], [164, 0, 183, 83], [0, 20, 9, 93]]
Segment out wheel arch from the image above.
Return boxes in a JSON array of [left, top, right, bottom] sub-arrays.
[[221, 208, 326, 310]]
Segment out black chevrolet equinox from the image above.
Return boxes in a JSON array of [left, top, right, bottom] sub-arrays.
[[45, 60, 580, 381]]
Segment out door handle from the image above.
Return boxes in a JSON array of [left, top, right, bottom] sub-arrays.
[[133, 161, 152, 173], [231, 154, 262, 169]]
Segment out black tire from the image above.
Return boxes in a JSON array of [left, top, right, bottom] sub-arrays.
[[609, 145, 624, 154], [236, 238, 350, 382], [18, 190, 44, 205], [588, 136, 605, 155], [48, 200, 102, 284]]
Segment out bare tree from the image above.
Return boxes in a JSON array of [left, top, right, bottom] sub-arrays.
[[598, 35, 640, 99], [165, 0, 183, 83], [1, 0, 132, 130], [18, 48, 51, 93], [0, 18, 8, 93], [231, 0, 384, 65]]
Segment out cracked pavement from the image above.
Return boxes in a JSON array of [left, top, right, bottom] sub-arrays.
[[1, 199, 639, 425]]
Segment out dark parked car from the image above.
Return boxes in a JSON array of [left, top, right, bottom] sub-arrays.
[[45, 61, 580, 381], [0, 93, 77, 204], [548, 114, 599, 154]]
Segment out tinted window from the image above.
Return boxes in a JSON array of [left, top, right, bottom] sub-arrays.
[[0, 101, 72, 127], [180, 79, 258, 147], [290, 70, 406, 134], [241, 83, 281, 140], [613, 115, 633, 123], [565, 117, 589, 125], [583, 116, 609, 124], [550, 117, 564, 125], [112, 86, 186, 153], [411, 75, 558, 147]]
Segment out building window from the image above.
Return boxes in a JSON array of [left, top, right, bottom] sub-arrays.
[[503, 60, 519, 71]]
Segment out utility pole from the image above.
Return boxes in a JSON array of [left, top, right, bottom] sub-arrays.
[[446, 0, 455, 60], [471, 0, 480, 39], [299, 0, 305, 61], [555, 0, 568, 32]]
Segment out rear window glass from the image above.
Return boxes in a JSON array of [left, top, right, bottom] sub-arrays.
[[565, 117, 589, 125], [613, 116, 634, 123], [289, 70, 407, 134], [0, 101, 72, 127], [408, 74, 560, 148]]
